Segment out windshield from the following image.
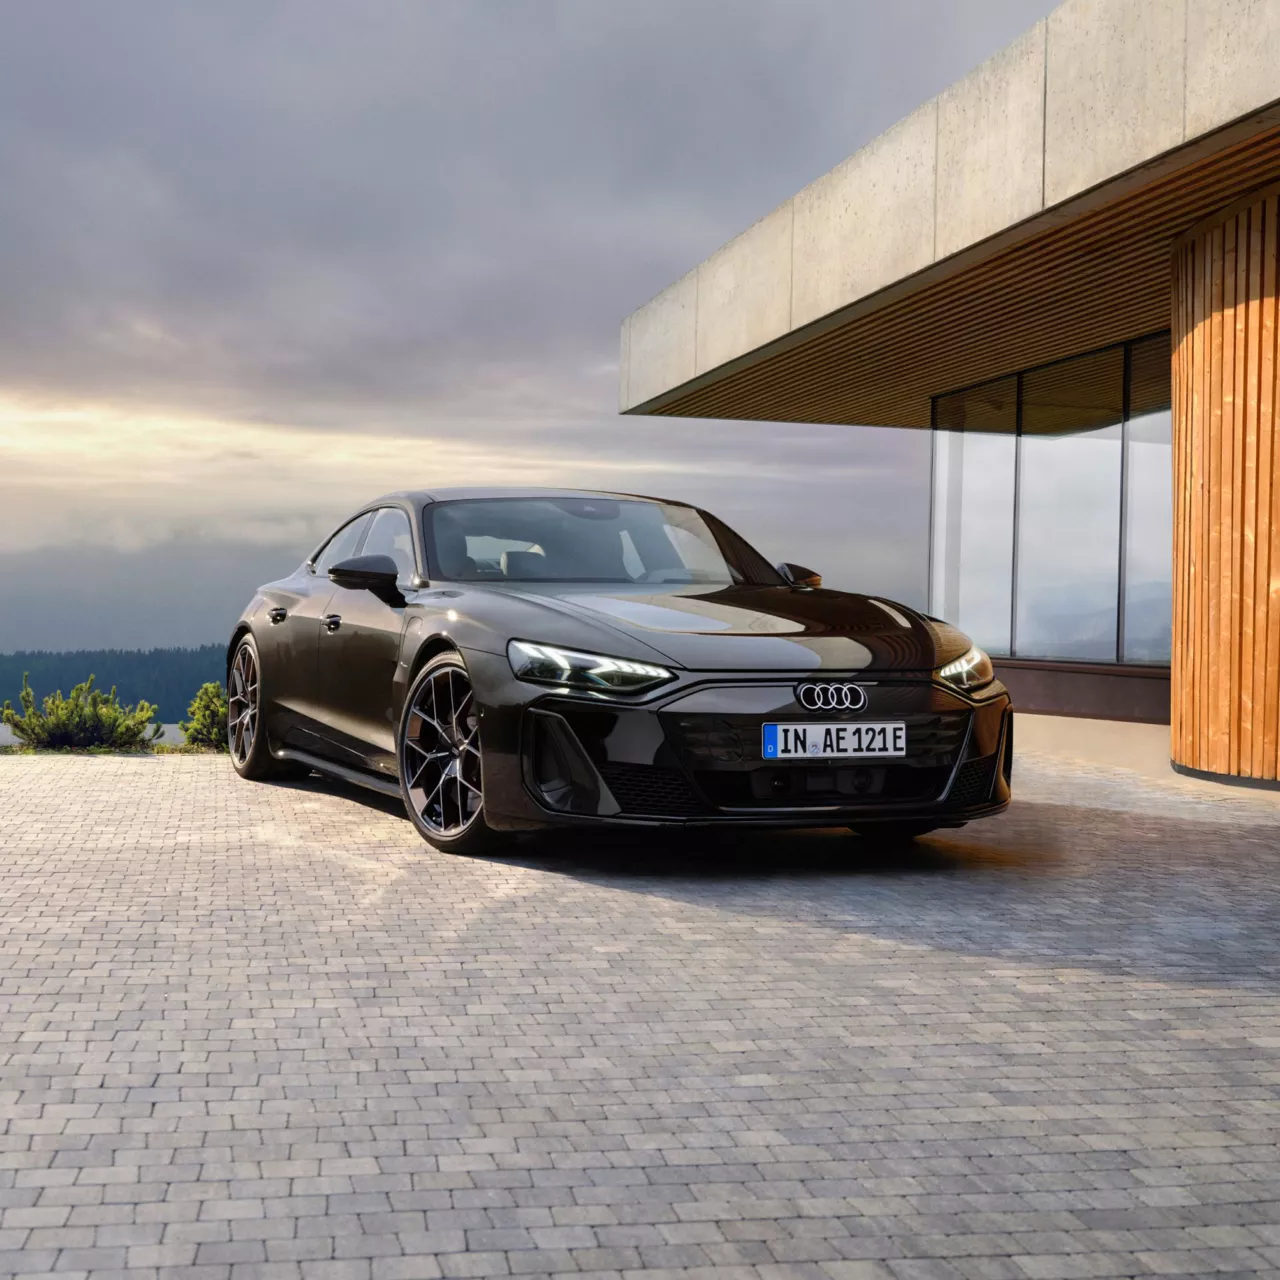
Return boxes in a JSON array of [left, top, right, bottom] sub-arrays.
[[425, 496, 783, 586]]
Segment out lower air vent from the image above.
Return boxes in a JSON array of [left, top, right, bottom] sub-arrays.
[[948, 755, 996, 806], [597, 763, 706, 817], [526, 711, 607, 814], [696, 763, 948, 808]]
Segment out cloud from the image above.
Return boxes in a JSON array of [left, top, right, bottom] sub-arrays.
[[0, 0, 1054, 648], [0, 0, 1053, 423], [0, 391, 931, 582]]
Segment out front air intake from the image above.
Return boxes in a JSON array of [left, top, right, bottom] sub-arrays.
[[596, 762, 706, 817], [525, 710, 612, 814], [947, 754, 996, 806]]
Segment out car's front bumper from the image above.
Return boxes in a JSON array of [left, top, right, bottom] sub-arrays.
[[468, 651, 1012, 832]]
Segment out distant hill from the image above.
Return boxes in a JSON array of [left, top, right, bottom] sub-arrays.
[[0, 646, 225, 722]]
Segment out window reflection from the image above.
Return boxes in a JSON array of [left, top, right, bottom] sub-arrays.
[[931, 378, 1016, 655], [1122, 335, 1173, 662], [1016, 348, 1123, 660], [929, 335, 1173, 667]]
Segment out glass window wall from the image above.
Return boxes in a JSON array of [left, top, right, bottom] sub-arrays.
[[1122, 335, 1173, 662], [1016, 347, 1123, 660], [930, 333, 1172, 665], [930, 378, 1016, 655]]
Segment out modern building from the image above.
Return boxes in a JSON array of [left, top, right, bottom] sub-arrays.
[[619, 0, 1280, 786]]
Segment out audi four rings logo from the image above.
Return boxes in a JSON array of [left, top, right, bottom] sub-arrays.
[[795, 682, 868, 711]]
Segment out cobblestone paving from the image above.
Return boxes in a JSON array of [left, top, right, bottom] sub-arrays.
[[2, 747, 1280, 1280]]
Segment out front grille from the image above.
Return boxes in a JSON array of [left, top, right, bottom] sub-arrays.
[[696, 763, 950, 808], [597, 762, 707, 817], [672, 705, 970, 810], [669, 710, 969, 769], [947, 754, 996, 806], [906, 712, 971, 767]]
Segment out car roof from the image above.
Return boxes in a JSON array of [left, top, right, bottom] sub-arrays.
[[368, 486, 689, 507]]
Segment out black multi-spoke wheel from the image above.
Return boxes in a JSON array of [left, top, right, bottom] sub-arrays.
[[227, 641, 259, 766], [227, 634, 308, 781], [398, 653, 503, 853]]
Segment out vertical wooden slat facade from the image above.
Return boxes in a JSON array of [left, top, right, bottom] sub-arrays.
[[1172, 187, 1280, 781]]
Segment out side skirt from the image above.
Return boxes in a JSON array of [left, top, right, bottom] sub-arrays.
[[274, 748, 403, 800]]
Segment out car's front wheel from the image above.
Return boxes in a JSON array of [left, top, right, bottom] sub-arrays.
[[398, 652, 505, 854], [228, 633, 309, 781]]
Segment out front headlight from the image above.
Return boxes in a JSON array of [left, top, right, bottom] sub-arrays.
[[936, 645, 994, 691], [507, 640, 675, 694]]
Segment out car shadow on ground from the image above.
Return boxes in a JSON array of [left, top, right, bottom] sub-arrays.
[[274, 771, 408, 816], [275, 768, 1280, 990], [277, 770, 1044, 879], [490, 808, 1280, 991], [502, 823, 1033, 877]]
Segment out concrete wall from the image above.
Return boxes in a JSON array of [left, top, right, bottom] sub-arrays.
[[935, 22, 1046, 261], [694, 204, 794, 377], [622, 0, 1280, 413]]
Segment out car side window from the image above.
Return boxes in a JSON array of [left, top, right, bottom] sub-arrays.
[[361, 507, 417, 580], [313, 514, 371, 575]]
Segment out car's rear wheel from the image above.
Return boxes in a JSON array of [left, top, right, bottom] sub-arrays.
[[228, 634, 309, 781], [398, 652, 505, 854]]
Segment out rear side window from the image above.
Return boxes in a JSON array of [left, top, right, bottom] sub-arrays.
[[313, 514, 371, 575], [361, 507, 416, 580]]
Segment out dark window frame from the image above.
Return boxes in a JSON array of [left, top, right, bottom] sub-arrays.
[[310, 512, 374, 576], [929, 329, 1172, 667], [361, 505, 420, 581]]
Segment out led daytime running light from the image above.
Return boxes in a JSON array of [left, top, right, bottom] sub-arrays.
[[936, 645, 993, 690], [508, 640, 674, 693]]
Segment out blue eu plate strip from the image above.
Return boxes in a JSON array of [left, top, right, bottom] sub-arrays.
[[762, 723, 779, 758]]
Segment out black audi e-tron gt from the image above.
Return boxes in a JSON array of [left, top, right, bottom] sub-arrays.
[[228, 488, 1012, 852]]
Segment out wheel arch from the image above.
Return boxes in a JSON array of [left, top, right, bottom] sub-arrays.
[[408, 634, 461, 683], [226, 623, 253, 681]]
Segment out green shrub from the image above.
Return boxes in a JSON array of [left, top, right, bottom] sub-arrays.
[[180, 682, 229, 750], [1, 673, 161, 749]]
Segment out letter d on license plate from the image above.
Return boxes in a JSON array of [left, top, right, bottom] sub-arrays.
[[762, 722, 907, 758]]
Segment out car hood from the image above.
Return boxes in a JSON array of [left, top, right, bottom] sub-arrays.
[[497, 583, 970, 673]]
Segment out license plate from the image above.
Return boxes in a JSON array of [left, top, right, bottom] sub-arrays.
[[762, 722, 906, 759]]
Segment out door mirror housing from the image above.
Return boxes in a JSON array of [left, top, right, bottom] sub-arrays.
[[328, 554, 405, 605], [778, 561, 823, 589]]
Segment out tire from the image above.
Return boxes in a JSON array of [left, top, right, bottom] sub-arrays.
[[398, 651, 505, 854], [227, 633, 310, 781]]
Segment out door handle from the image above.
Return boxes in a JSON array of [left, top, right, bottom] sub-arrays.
[[324, 614, 342, 633], [268, 607, 288, 624]]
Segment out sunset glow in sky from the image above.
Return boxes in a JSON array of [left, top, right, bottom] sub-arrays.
[[0, 0, 1055, 650]]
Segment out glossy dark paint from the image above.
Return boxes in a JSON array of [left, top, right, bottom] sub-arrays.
[[230, 487, 1011, 831]]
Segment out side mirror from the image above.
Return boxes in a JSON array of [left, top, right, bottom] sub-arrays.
[[329, 554, 405, 605], [778, 561, 823, 589]]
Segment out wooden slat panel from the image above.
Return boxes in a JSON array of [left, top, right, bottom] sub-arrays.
[[1240, 202, 1262, 776], [640, 126, 1280, 430], [1261, 199, 1280, 779], [1210, 221, 1227, 773], [1233, 210, 1251, 775], [1170, 252, 1186, 762], [1171, 189, 1280, 781], [1251, 198, 1276, 776]]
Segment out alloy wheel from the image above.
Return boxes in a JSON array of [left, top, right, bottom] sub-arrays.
[[402, 663, 483, 838], [228, 643, 259, 766]]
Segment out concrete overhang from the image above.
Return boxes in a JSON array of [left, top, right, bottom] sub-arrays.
[[620, 0, 1280, 428]]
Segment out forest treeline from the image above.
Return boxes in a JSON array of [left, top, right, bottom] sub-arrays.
[[0, 646, 224, 721]]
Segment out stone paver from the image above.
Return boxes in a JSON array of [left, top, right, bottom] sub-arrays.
[[2, 746, 1280, 1280]]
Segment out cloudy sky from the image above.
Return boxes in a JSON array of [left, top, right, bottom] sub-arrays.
[[0, 0, 1055, 652]]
